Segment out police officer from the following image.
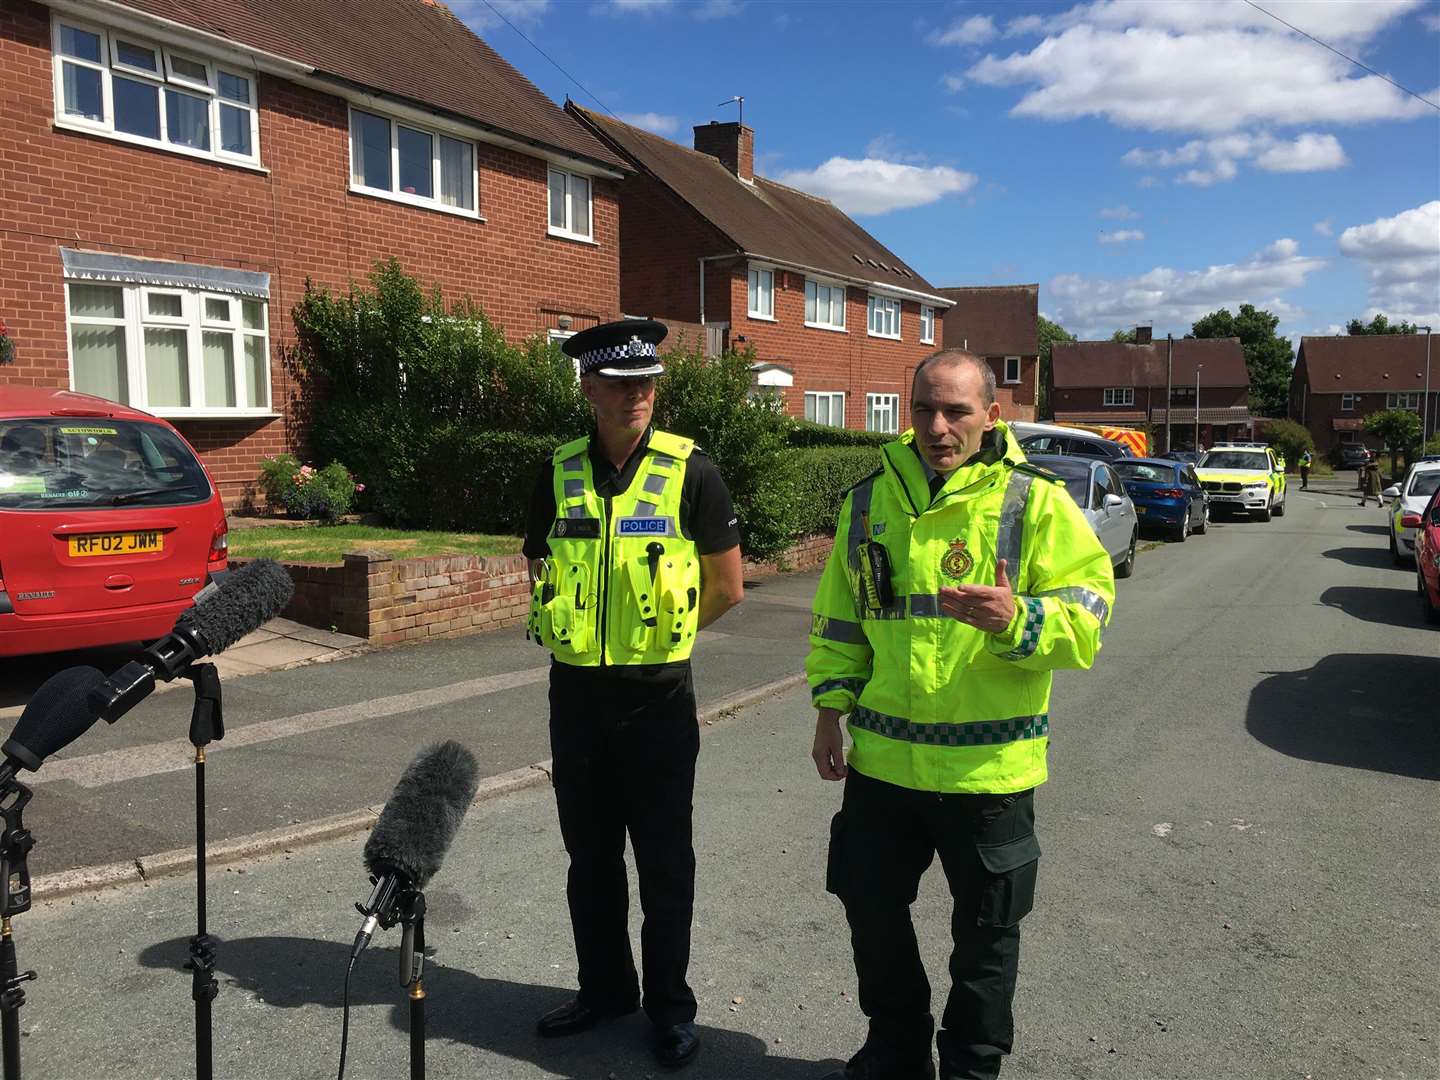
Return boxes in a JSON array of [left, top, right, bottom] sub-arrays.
[[524, 318, 743, 1070], [808, 350, 1115, 1080], [1360, 455, 1383, 506], [1299, 450, 1312, 490]]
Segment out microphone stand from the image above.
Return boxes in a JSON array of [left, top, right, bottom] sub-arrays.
[[0, 781, 37, 1080], [182, 664, 223, 1080], [397, 888, 428, 1080]]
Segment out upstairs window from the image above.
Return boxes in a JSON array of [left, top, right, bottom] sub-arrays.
[[1103, 387, 1134, 406], [52, 17, 259, 166], [547, 168, 592, 240], [804, 279, 846, 330], [1341, 393, 1357, 411], [920, 305, 935, 344], [867, 295, 900, 339], [351, 108, 478, 216], [748, 266, 774, 319], [1004, 356, 1021, 384], [1387, 392, 1420, 411]]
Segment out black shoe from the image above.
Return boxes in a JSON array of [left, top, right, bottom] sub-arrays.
[[654, 1022, 700, 1069], [535, 996, 637, 1037], [822, 1044, 936, 1079]]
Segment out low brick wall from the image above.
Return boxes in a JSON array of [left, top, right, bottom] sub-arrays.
[[240, 533, 834, 646]]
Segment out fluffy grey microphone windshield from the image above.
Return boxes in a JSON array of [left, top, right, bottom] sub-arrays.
[[187, 559, 294, 654], [364, 741, 481, 889]]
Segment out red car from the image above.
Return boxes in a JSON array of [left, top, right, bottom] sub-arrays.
[[1411, 487, 1440, 626], [0, 388, 228, 657]]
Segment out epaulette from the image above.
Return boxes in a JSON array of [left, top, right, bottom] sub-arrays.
[[842, 467, 884, 497]]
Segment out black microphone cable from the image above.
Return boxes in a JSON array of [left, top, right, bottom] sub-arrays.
[[337, 953, 357, 1080]]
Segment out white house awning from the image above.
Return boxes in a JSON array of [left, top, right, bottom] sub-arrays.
[[61, 248, 270, 299]]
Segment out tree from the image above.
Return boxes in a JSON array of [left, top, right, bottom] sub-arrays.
[[1347, 314, 1418, 336], [1190, 304, 1293, 419], [1036, 316, 1074, 419], [1111, 328, 1139, 344], [1263, 418, 1314, 468], [1363, 408, 1422, 477]]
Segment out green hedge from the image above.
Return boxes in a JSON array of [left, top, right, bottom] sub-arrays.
[[787, 420, 892, 448], [785, 445, 884, 537]]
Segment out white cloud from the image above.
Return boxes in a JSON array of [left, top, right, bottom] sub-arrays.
[[775, 157, 978, 216], [695, 0, 742, 18], [1099, 229, 1145, 244], [1314, 218, 1334, 237], [1339, 201, 1440, 327], [964, 8, 1430, 134], [1099, 204, 1141, 219], [1123, 132, 1347, 185], [617, 112, 679, 135], [1046, 237, 1327, 337], [1424, 11, 1440, 31], [608, 0, 671, 11], [864, 134, 928, 165], [454, 0, 549, 30], [929, 14, 998, 46]]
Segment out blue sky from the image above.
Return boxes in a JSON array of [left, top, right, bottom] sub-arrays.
[[457, 0, 1440, 344]]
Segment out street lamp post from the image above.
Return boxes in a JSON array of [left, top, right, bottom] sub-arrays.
[[1194, 363, 1203, 452], [1421, 325, 1433, 447]]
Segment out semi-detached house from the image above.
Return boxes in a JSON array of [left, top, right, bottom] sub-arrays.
[[1290, 335, 1438, 458], [566, 105, 951, 435], [0, 0, 629, 503]]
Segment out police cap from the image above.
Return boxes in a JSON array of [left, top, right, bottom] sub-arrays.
[[562, 318, 667, 378]]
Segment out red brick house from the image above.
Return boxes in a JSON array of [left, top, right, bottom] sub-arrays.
[[937, 284, 1038, 421], [0, 0, 628, 503], [1050, 338, 1253, 450], [565, 105, 951, 434], [1289, 335, 1437, 458]]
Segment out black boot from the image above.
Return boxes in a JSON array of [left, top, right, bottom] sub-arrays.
[[822, 1044, 936, 1080]]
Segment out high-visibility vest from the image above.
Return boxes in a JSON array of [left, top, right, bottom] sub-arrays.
[[806, 422, 1115, 794], [528, 429, 702, 667]]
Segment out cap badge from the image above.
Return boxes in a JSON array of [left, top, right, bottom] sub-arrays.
[[626, 335, 646, 358]]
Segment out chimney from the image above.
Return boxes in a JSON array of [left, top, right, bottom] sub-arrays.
[[1135, 325, 1153, 345], [694, 121, 754, 181]]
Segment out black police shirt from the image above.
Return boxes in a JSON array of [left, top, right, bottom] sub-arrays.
[[523, 427, 741, 684]]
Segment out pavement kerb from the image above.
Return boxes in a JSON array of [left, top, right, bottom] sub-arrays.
[[32, 670, 808, 903]]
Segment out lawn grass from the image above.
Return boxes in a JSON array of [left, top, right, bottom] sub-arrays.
[[229, 524, 522, 564]]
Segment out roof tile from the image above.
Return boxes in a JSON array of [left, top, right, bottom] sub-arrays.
[[937, 285, 1038, 356], [1052, 338, 1249, 388], [1297, 335, 1433, 392]]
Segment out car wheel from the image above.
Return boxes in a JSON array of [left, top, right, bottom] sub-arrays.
[[1115, 531, 1136, 579], [1172, 508, 1189, 543], [1391, 528, 1404, 566], [1255, 499, 1272, 522], [1194, 503, 1209, 535], [1273, 494, 1285, 517]]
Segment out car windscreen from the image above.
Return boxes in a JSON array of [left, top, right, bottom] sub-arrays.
[[1199, 451, 1269, 470], [0, 419, 211, 509], [1029, 455, 1090, 506], [1406, 472, 1440, 499], [1114, 462, 1175, 484]]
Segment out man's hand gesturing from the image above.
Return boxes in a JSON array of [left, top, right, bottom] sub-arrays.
[[938, 558, 1016, 635]]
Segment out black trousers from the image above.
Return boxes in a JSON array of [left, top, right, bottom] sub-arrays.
[[548, 664, 700, 1027], [827, 769, 1040, 1079]]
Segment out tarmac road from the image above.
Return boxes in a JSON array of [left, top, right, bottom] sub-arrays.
[[10, 486, 1440, 1078]]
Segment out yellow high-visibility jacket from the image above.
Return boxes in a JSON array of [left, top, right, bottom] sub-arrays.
[[806, 422, 1115, 794]]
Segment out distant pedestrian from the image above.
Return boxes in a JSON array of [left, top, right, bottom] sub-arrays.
[[1360, 457, 1383, 506], [1299, 450, 1312, 490]]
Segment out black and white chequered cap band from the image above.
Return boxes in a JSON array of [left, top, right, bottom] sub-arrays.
[[578, 336, 660, 376]]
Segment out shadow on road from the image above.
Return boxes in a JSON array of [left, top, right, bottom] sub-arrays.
[[1345, 524, 1390, 536], [1318, 583, 1430, 628], [1247, 654, 1440, 781], [1320, 546, 1398, 571], [137, 935, 837, 1079], [0, 643, 139, 711]]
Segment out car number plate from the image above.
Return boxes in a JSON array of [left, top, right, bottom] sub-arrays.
[[1135, 506, 1146, 514], [68, 531, 164, 557]]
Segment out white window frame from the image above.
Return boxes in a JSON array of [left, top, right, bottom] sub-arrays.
[[64, 279, 273, 418], [51, 14, 262, 170], [548, 328, 579, 376], [804, 277, 846, 332], [746, 264, 776, 321], [1341, 393, 1357, 411], [547, 167, 594, 242], [866, 392, 900, 434], [804, 390, 846, 428], [1004, 356, 1021, 384], [348, 105, 482, 220], [867, 295, 901, 340], [1387, 392, 1420, 411], [1103, 387, 1135, 407], [920, 305, 935, 345]]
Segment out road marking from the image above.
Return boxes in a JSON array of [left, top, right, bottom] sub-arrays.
[[35, 666, 552, 789]]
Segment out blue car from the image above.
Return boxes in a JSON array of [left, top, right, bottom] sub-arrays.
[[1113, 457, 1209, 541]]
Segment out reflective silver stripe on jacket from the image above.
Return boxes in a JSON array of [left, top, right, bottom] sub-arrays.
[[846, 475, 877, 569], [851, 706, 1049, 746], [812, 677, 866, 701], [812, 614, 867, 644], [561, 455, 584, 473], [996, 471, 1034, 576], [1033, 586, 1111, 626]]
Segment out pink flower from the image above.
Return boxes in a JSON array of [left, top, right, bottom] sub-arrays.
[[355, 483, 365, 493]]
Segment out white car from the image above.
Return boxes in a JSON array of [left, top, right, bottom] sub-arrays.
[[1384, 461, 1440, 564], [1195, 443, 1286, 521], [1027, 454, 1138, 578]]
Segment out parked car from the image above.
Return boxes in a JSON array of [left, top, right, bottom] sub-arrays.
[[0, 388, 228, 657], [1113, 457, 1208, 542], [1196, 443, 1286, 521], [1011, 421, 1131, 460], [1412, 486, 1440, 625], [1339, 444, 1375, 468], [1383, 461, 1440, 564], [1028, 453, 1138, 578]]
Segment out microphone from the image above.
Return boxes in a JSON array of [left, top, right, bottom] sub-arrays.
[[352, 741, 480, 960], [0, 667, 109, 788], [87, 559, 294, 725]]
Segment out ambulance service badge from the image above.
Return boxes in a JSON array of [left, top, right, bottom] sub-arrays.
[[940, 538, 974, 580]]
